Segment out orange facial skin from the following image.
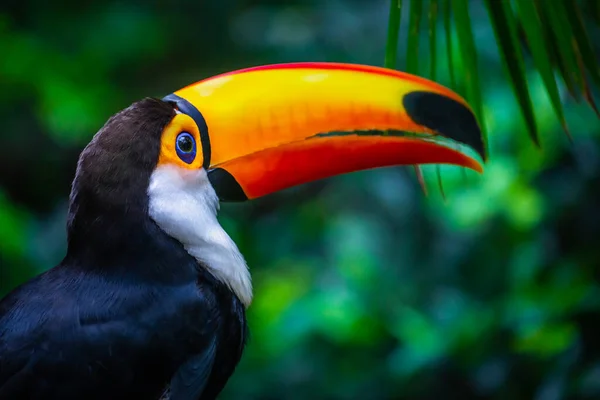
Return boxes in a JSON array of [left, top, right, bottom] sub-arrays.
[[158, 113, 204, 170]]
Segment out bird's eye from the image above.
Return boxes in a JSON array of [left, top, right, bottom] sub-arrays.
[[176, 132, 196, 164]]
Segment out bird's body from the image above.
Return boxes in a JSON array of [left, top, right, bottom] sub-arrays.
[[0, 246, 246, 400], [0, 62, 484, 399], [0, 99, 249, 399]]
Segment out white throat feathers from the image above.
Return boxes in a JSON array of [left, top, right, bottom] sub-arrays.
[[148, 165, 253, 307]]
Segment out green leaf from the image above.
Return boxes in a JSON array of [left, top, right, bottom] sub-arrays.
[[538, 0, 586, 98], [516, 0, 569, 136], [428, 0, 438, 80], [406, 0, 423, 74], [543, 23, 580, 100], [436, 166, 446, 201], [485, 0, 539, 147], [564, 1, 600, 90], [563, 0, 600, 117], [384, 0, 402, 69], [442, 0, 456, 89], [414, 165, 428, 197], [451, 0, 487, 156], [578, 51, 600, 117]]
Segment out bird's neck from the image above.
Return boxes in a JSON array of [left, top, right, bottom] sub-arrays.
[[64, 185, 197, 284], [64, 166, 253, 307]]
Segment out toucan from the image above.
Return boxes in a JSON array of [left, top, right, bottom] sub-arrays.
[[0, 63, 484, 400]]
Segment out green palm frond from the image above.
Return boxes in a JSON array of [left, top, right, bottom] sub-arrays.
[[385, 0, 600, 151]]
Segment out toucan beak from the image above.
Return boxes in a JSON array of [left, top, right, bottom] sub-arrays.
[[164, 62, 485, 202]]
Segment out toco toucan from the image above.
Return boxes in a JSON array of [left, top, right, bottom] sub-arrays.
[[0, 63, 484, 400]]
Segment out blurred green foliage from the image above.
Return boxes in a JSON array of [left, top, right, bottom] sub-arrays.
[[1, 1, 599, 399]]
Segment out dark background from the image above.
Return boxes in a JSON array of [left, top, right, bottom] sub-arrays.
[[1, 1, 599, 399]]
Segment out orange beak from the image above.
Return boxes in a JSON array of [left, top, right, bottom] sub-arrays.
[[164, 62, 485, 201]]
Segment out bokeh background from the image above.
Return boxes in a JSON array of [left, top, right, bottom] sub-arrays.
[[1, 1, 599, 399]]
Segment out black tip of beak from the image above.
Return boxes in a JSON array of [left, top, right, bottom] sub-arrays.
[[403, 91, 486, 161]]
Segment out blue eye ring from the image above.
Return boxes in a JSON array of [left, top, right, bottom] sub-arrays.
[[175, 132, 197, 164]]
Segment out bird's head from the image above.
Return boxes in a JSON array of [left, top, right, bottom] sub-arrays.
[[67, 62, 484, 305]]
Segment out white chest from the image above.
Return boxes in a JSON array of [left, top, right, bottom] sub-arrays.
[[147, 165, 253, 307]]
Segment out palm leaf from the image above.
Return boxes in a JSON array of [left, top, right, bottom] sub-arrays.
[[516, 0, 569, 136], [406, 0, 423, 74], [384, 0, 600, 150], [428, 0, 438, 81], [564, 1, 600, 90], [384, 0, 402, 69], [540, 0, 587, 97], [443, 0, 456, 89], [485, 0, 540, 147], [451, 0, 487, 157]]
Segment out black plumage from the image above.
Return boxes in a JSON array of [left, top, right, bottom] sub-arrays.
[[0, 98, 247, 400]]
